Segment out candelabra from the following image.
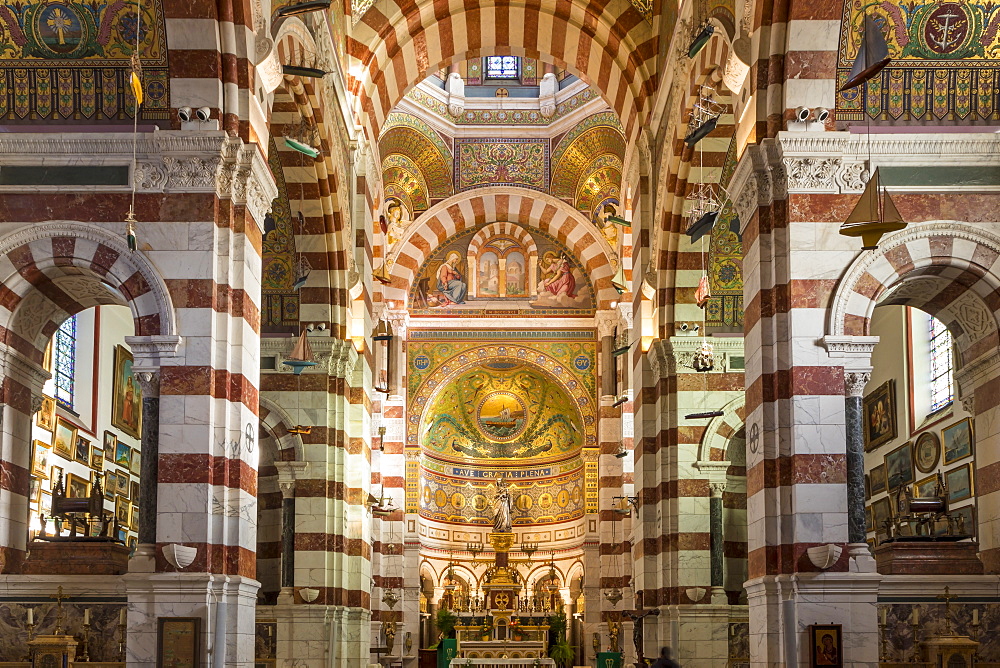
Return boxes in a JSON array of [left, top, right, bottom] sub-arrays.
[[80, 617, 91, 662], [118, 617, 127, 661], [22, 609, 34, 662], [910, 608, 921, 664]]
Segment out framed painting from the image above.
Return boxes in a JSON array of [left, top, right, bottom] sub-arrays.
[[869, 464, 888, 496], [103, 431, 117, 462], [884, 442, 915, 491], [117, 472, 130, 498], [29, 477, 42, 505], [35, 395, 56, 432], [130, 503, 139, 530], [866, 505, 874, 532], [104, 470, 117, 500], [115, 496, 131, 525], [31, 440, 50, 477], [112, 345, 142, 439], [66, 473, 90, 499], [809, 624, 842, 667], [943, 418, 974, 465], [40, 491, 51, 515], [871, 497, 892, 534], [130, 448, 141, 476], [53, 418, 77, 459], [914, 475, 938, 498], [74, 435, 91, 466], [863, 380, 897, 451], [951, 504, 976, 537], [913, 431, 940, 474], [50, 465, 63, 491], [91, 448, 104, 472], [115, 441, 133, 469], [157, 617, 201, 668], [944, 463, 974, 503], [864, 474, 871, 500], [131, 480, 140, 502]]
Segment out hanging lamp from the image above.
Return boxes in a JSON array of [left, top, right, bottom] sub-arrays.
[[839, 168, 905, 250], [277, 0, 331, 16], [688, 23, 715, 58]]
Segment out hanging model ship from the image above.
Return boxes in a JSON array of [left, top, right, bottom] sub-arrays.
[[283, 330, 317, 435], [839, 168, 906, 250]]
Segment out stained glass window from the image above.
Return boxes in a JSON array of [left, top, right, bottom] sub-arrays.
[[929, 314, 953, 413], [54, 315, 77, 410], [485, 56, 519, 80]]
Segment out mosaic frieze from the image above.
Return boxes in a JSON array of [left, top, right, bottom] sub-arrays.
[[0, 0, 170, 122], [705, 135, 744, 331], [836, 1, 1000, 122], [405, 85, 600, 125], [379, 118, 454, 199], [382, 153, 430, 212], [262, 138, 300, 331], [455, 138, 548, 192]]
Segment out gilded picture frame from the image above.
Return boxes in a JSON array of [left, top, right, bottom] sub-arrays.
[[112, 345, 142, 439], [863, 379, 897, 452]]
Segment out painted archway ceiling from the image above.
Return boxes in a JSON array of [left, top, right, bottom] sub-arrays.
[[574, 159, 623, 214], [378, 114, 454, 199], [550, 117, 626, 201], [382, 153, 430, 212], [836, 0, 1000, 122]]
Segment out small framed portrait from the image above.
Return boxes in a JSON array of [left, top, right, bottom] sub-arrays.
[[117, 527, 127, 542], [944, 463, 974, 503], [111, 345, 142, 439], [31, 440, 51, 477], [870, 464, 888, 496], [74, 435, 91, 466], [943, 418, 974, 465], [871, 497, 893, 534], [863, 379, 897, 451], [29, 477, 42, 505], [809, 624, 842, 667], [115, 440, 133, 469], [866, 537, 876, 554], [866, 505, 874, 532], [35, 395, 56, 432], [40, 491, 52, 515], [104, 470, 117, 500], [127, 536, 138, 551], [864, 474, 871, 500], [116, 472, 130, 498], [115, 496, 131, 525], [950, 504, 976, 537], [53, 418, 77, 459], [50, 465, 63, 490], [130, 503, 139, 530], [103, 431, 117, 462], [91, 448, 104, 471], [913, 431, 941, 473], [130, 448, 141, 476], [66, 473, 90, 499], [914, 475, 939, 498], [131, 480, 140, 502], [884, 442, 915, 490]]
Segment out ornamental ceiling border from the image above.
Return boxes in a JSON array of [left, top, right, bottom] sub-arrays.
[[407, 344, 598, 456]]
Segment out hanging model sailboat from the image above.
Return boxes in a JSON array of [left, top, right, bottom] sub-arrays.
[[839, 168, 906, 250], [283, 330, 317, 435]]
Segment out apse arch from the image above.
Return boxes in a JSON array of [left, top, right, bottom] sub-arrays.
[[385, 187, 620, 307], [347, 0, 658, 146]]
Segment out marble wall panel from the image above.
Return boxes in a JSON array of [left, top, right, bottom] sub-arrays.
[[879, 603, 1000, 662], [0, 601, 124, 661]]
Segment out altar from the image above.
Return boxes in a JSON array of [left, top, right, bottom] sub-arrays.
[[454, 640, 547, 659], [449, 658, 555, 668]]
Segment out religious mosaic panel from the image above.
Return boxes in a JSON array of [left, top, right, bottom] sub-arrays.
[[261, 139, 300, 332], [454, 138, 548, 192], [0, 0, 170, 122], [408, 223, 596, 315], [836, 1, 1000, 122], [706, 135, 744, 331]]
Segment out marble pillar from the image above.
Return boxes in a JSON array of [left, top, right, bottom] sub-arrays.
[[845, 372, 870, 545], [280, 495, 295, 588], [136, 372, 159, 547], [709, 482, 725, 588]]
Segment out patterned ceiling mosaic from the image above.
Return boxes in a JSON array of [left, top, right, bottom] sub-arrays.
[[836, 0, 1000, 122], [0, 0, 170, 122], [378, 117, 454, 200], [261, 138, 300, 332], [382, 153, 430, 212], [550, 115, 626, 201], [455, 138, 548, 192]]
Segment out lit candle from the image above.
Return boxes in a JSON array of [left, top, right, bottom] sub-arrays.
[[119, 608, 127, 625], [973, 609, 979, 625], [27, 608, 33, 625], [83, 608, 90, 625]]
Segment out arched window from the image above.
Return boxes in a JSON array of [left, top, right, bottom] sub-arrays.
[[928, 315, 953, 413], [53, 315, 77, 410], [485, 56, 519, 80]]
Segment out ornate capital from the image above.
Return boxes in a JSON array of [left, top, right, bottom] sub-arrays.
[[31, 395, 44, 415], [961, 394, 975, 415], [844, 371, 871, 398], [709, 482, 727, 498], [133, 371, 160, 398], [274, 461, 307, 498]]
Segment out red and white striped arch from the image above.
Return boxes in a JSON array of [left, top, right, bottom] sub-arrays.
[[382, 188, 620, 308], [830, 222, 1000, 364], [345, 0, 658, 147], [468, 222, 538, 259]]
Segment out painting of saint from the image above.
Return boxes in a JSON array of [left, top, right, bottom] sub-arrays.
[[539, 252, 576, 298], [112, 345, 142, 438], [506, 252, 525, 296], [433, 252, 467, 306], [479, 251, 500, 296], [593, 198, 620, 248], [385, 198, 408, 249]]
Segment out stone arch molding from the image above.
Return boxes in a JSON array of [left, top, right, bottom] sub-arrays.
[[695, 395, 746, 469], [0, 222, 178, 347], [259, 395, 307, 463], [828, 222, 1000, 345]]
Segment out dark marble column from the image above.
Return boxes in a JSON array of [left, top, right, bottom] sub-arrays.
[[135, 372, 159, 545], [845, 372, 870, 545], [709, 482, 725, 588], [281, 494, 295, 588]]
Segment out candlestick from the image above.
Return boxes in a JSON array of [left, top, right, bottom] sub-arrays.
[[80, 618, 92, 662], [119, 607, 127, 625], [83, 608, 90, 625], [26, 607, 32, 626], [973, 609, 979, 625], [912, 607, 919, 624], [880, 607, 886, 626]]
